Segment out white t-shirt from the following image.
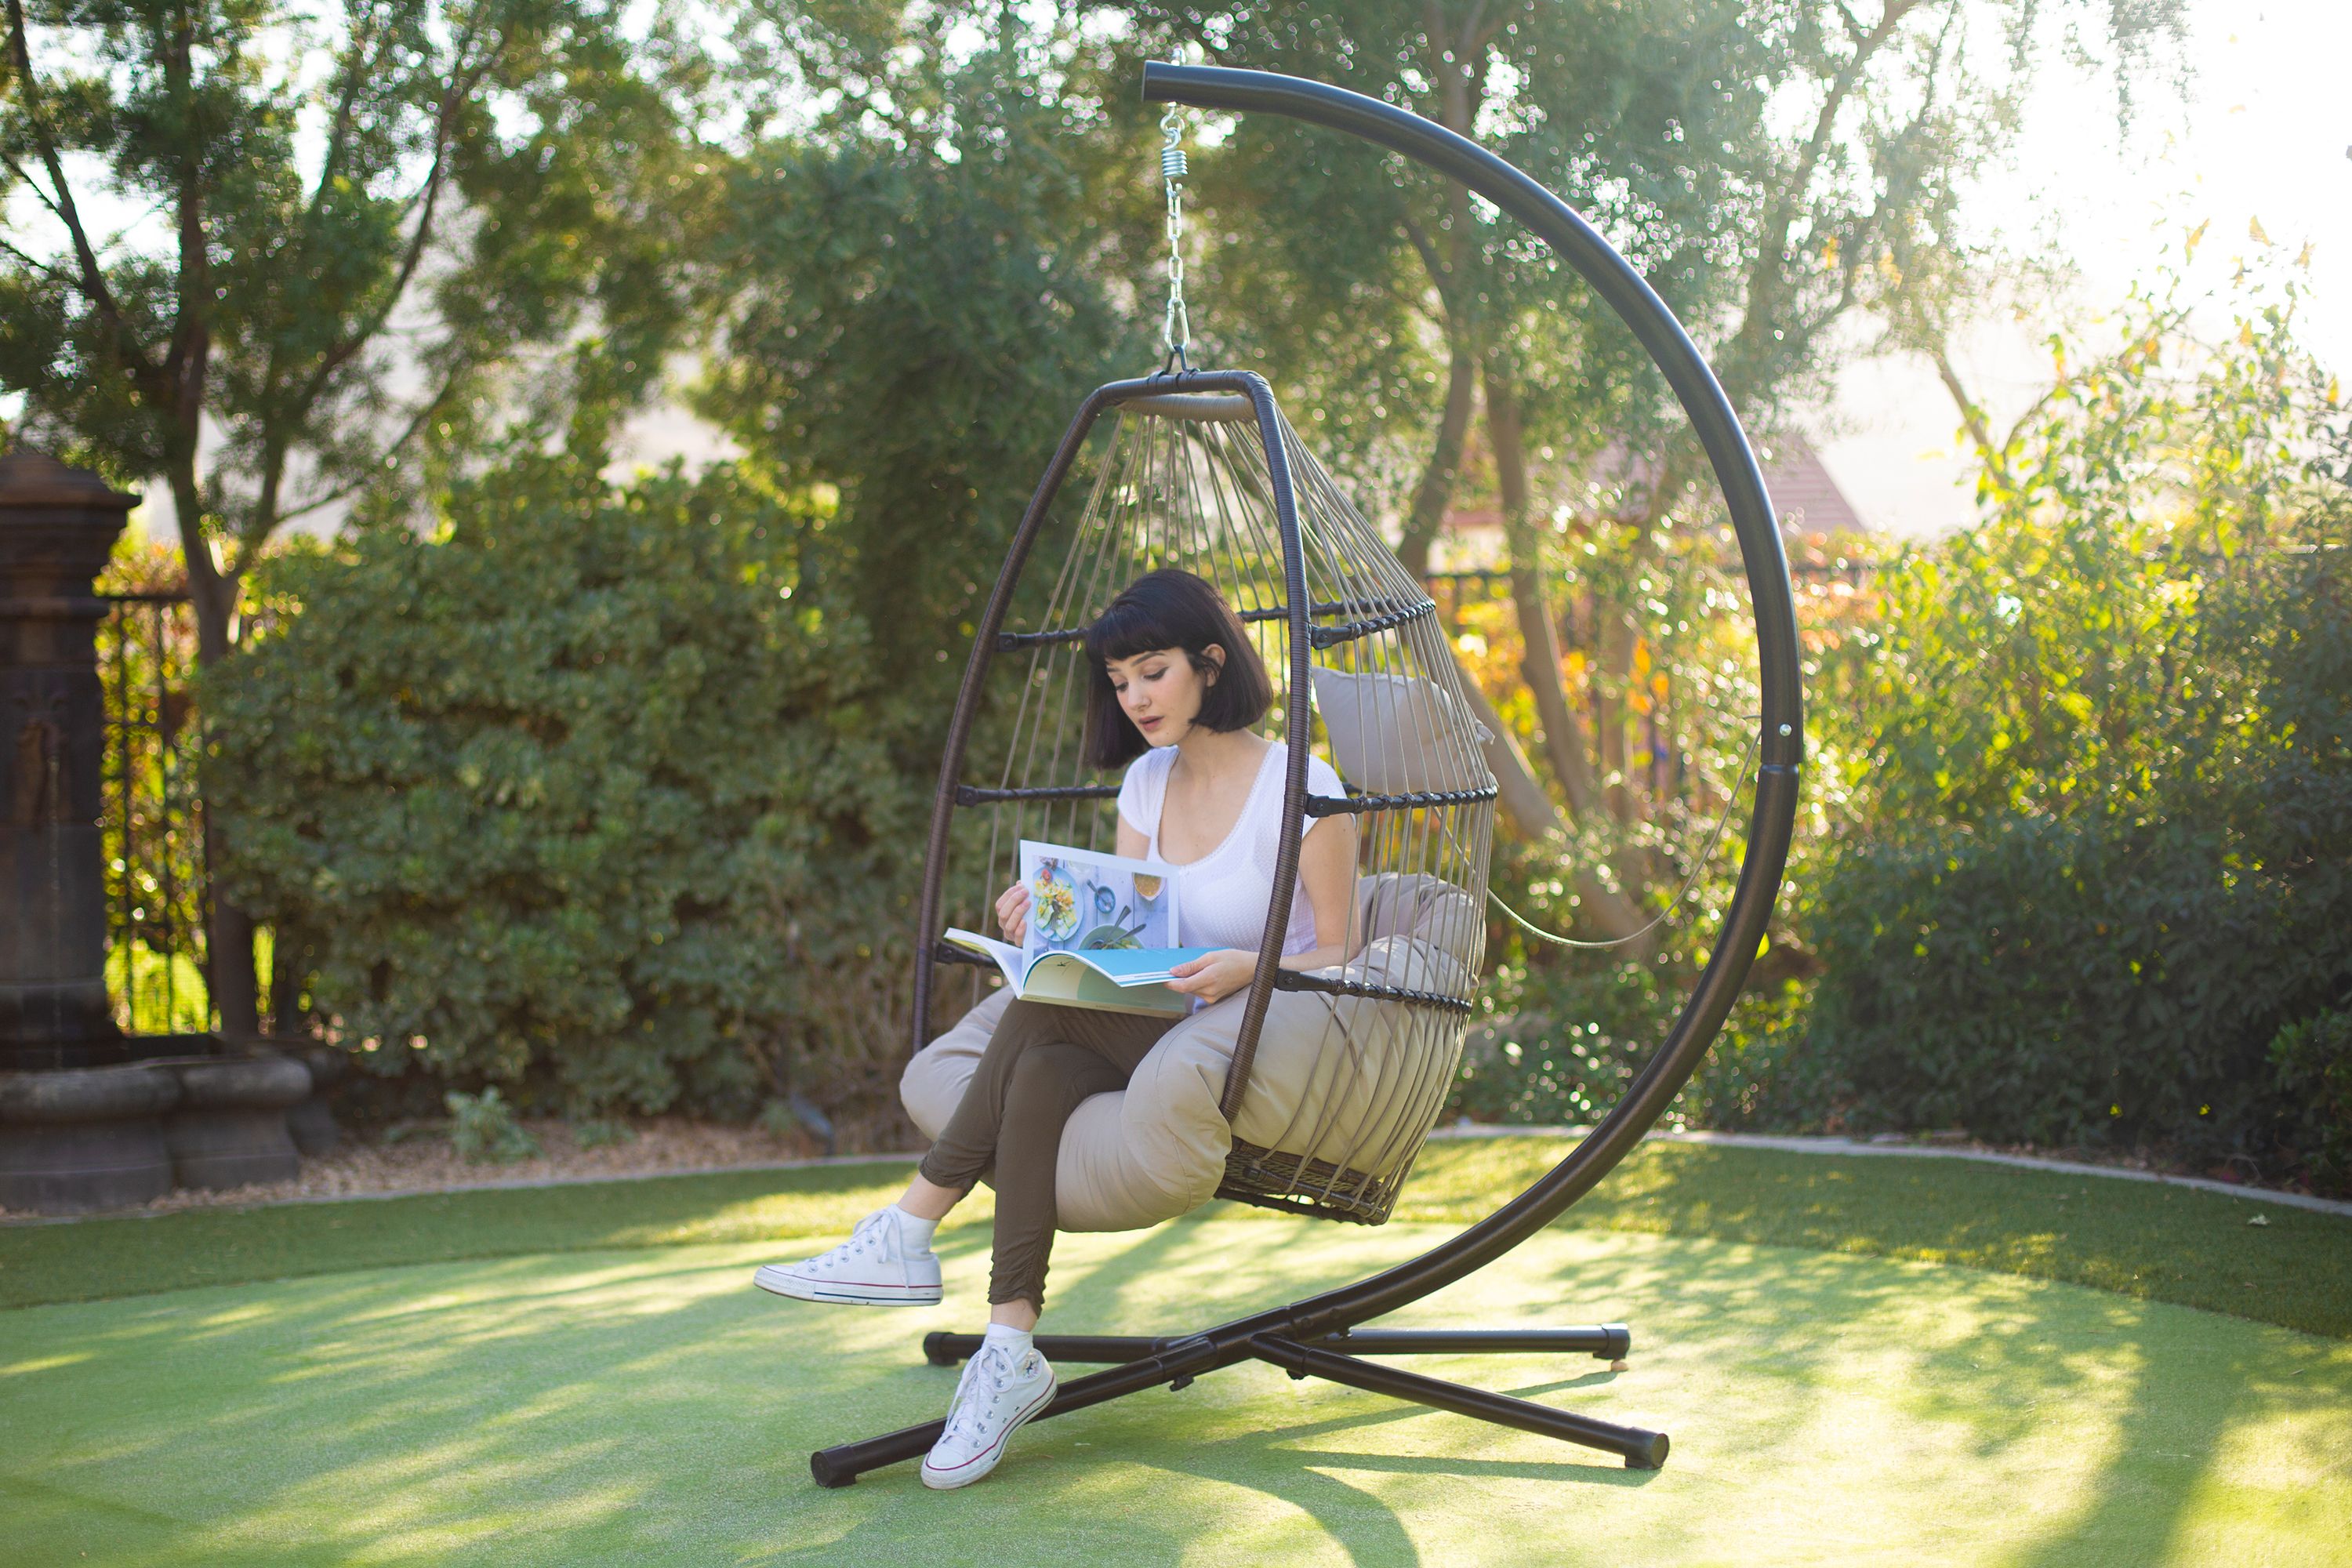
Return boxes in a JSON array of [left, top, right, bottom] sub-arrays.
[[1116, 739, 1348, 957]]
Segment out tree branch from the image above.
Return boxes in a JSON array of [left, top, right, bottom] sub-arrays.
[[1396, 332, 1477, 579], [299, 12, 500, 404], [308, 0, 387, 223], [241, 358, 469, 560], [3, 0, 158, 389], [1723, 0, 1922, 403], [1932, 344, 2005, 485], [0, 229, 78, 288]]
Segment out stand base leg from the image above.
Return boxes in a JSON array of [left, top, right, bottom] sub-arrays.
[[817, 1322, 1659, 1486], [921, 1323, 1633, 1367], [1251, 1334, 1667, 1469]]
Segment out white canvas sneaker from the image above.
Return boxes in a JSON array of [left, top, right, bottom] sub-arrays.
[[751, 1207, 944, 1306], [920, 1341, 1058, 1490]]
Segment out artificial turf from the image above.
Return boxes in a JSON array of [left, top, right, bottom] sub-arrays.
[[5, 1218, 2348, 1566], [4, 1138, 2347, 1337]]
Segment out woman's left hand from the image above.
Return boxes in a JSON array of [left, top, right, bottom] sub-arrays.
[[1165, 949, 1260, 1006]]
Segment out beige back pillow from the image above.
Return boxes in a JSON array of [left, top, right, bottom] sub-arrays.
[[1310, 665, 1494, 795]]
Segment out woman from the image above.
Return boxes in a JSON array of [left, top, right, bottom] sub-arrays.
[[753, 568, 1358, 1489]]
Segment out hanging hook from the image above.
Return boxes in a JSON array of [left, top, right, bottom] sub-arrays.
[[1159, 107, 1191, 372]]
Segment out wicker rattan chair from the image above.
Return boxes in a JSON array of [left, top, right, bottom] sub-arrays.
[[913, 382, 1496, 1228]]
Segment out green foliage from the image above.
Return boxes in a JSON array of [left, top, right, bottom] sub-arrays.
[[197, 28, 1160, 1126], [1802, 278, 2352, 1185], [569, 1117, 635, 1149], [446, 1087, 542, 1163], [2271, 1011, 2352, 1192], [201, 448, 930, 1117], [0, 0, 713, 543], [1453, 967, 1825, 1132], [696, 32, 1143, 695]]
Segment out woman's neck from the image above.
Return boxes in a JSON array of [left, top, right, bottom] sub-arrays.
[[1171, 725, 1269, 788]]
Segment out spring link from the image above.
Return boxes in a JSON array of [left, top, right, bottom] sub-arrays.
[[1159, 107, 1190, 369]]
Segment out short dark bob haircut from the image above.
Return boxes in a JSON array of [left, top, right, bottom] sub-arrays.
[[1083, 568, 1274, 768]]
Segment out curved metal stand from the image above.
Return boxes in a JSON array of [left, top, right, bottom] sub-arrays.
[[810, 61, 1802, 1486]]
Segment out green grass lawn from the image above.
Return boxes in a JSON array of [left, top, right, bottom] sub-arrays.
[[7, 1138, 2347, 1335], [4, 1139, 2349, 1566]]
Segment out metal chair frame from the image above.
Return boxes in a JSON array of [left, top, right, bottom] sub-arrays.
[[810, 62, 1802, 1487]]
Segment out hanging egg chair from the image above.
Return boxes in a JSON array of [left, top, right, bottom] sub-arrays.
[[906, 382, 1498, 1229], [811, 64, 1802, 1487]]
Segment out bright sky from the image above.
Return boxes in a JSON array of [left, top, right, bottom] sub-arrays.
[[1819, 0, 2352, 534]]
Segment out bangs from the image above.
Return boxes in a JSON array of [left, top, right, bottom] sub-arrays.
[[1085, 595, 1188, 666], [1080, 566, 1273, 768]]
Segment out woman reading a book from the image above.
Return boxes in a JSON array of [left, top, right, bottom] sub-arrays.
[[753, 568, 1359, 1488]]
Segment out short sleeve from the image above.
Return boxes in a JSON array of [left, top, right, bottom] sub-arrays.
[[1117, 748, 1170, 841], [1302, 751, 1348, 836]]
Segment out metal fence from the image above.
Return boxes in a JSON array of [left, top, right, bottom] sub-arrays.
[[96, 589, 215, 1035]]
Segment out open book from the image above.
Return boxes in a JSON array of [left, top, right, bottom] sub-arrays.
[[943, 838, 1208, 1015], [942, 929, 1222, 1017]]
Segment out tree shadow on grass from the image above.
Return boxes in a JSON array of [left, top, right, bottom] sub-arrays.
[[6, 1219, 2348, 1568], [1510, 1233, 2352, 1565]]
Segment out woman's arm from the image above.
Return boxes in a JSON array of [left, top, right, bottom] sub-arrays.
[[1276, 814, 1361, 973], [1167, 815, 1360, 1003]]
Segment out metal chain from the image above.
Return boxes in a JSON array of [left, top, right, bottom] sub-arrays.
[[1159, 107, 1190, 370]]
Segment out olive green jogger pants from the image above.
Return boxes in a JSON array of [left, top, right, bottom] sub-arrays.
[[917, 998, 1183, 1311]]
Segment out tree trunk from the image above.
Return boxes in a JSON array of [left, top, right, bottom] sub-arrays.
[[1598, 607, 1635, 821], [168, 462, 263, 1036], [1482, 361, 1607, 822], [1396, 336, 1477, 581], [267, 923, 307, 1036], [1475, 365, 1647, 946]]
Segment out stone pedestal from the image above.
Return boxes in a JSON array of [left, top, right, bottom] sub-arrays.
[[0, 1062, 177, 1212], [0, 453, 332, 1212], [0, 452, 136, 1072]]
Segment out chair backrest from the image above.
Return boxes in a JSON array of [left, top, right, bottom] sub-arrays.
[[914, 372, 1499, 1223]]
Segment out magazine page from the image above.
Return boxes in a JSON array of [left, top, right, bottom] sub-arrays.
[[1017, 839, 1180, 968], [939, 927, 1026, 993]]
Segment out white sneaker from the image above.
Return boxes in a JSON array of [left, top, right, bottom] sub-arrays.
[[920, 1341, 1058, 1490], [752, 1207, 943, 1306]]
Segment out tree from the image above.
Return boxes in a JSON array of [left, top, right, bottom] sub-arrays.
[[695, 9, 1152, 693], [1116, 0, 2187, 940], [1801, 270, 2352, 1178], [1, 0, 714, 1029]]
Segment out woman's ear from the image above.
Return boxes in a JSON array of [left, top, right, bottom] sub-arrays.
[[1200, 643, 1225, 686]]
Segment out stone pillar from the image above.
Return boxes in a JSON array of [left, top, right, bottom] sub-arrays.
[[0, 453, 137, 1072]]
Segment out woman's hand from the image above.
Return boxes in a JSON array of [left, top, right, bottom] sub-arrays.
[[1165, 949, 1259, 1007], [995, 883, 1032, 945]]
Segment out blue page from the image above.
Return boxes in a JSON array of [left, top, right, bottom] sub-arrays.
[[1065, 946, 1224, 985]]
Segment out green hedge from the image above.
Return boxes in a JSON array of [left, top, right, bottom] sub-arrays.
[[205, 455, 934, 1119], [1797, 299, 2352, 1185]]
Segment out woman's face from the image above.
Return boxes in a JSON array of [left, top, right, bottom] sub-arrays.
[[1105, 644, 1221, 746]]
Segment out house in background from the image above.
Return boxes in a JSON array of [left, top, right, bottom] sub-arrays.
[[1426, 434, 1869, 575]]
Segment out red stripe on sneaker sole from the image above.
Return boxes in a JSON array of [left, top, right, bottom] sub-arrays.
[[754, 1272, 939, 1304], [921, 1379, 1058, 1488]]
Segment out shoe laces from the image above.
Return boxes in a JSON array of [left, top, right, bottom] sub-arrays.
[[943, 1345, 1022, 1442], [841, 1208, 891, 1261]]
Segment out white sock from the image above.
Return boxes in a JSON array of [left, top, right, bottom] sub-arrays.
[[890, 1203, 938, 1253], [982, 1320, 1035, 1359]]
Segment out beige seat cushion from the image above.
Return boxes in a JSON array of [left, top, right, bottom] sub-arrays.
[[900, 873, 1478, 1232]]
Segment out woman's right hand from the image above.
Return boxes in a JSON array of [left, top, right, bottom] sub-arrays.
[[995, 882, 1032, 945]]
